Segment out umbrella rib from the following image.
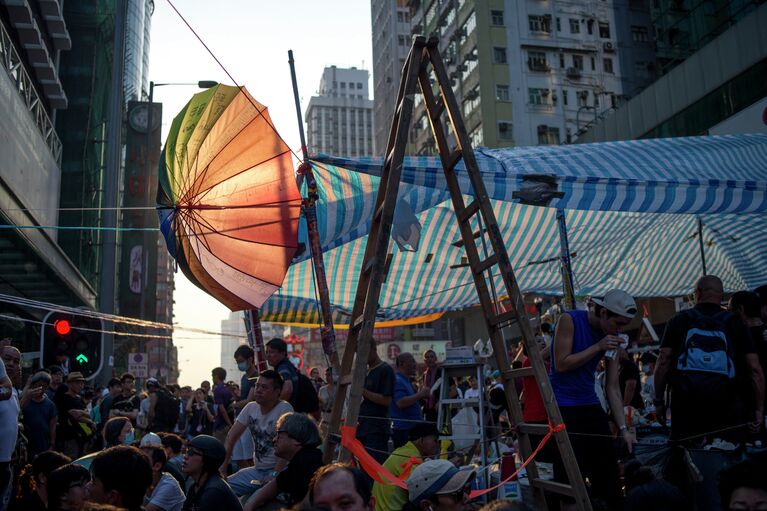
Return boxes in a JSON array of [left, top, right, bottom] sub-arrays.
[[183, 208, 299, 248], [184, 149, 293, 206]]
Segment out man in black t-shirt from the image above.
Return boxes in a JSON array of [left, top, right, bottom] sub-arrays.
[[655, 276, 765, 443], [358, 338, 395, 464], [618, 350, 644, 411], [243, 412, 323, 510], [54, 372, 94, 459], [110, 373, 140, 425], [265, 338, 298, 403], [730, 291, 767, 424]]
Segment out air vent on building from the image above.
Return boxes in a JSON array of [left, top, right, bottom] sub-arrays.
[[603, 41, 614, 52]]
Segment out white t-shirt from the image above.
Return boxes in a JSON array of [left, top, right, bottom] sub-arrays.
[[464, 388, 481, 400], [146, 472, 185, 511], [0, 388, 20, 462], [236, 400, 293, 471]]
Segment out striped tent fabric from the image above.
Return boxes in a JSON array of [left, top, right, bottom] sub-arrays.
[[260, 134, 767, 325]]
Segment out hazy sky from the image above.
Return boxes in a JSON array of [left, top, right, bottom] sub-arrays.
[[149, 1, 373, 387]]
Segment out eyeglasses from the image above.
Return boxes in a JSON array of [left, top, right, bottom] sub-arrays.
[[182, 448, 204, 458]]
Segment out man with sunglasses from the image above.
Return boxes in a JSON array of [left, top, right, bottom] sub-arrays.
[[181, 434, 241, 511], [405, 459, 475, 511], [549, 289, 637, 510]]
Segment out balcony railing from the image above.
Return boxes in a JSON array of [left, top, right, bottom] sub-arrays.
[[0, 19, 62, 164]]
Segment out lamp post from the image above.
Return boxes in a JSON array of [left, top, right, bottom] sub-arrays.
[[141, 80, 217, 380]]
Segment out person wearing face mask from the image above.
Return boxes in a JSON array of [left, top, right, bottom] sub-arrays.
[[550, 289, 638, 510], [231, 345, 257, 471], [72, 416, 135, 471]]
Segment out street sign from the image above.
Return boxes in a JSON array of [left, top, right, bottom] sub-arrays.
[[127, 352, 148, 378]]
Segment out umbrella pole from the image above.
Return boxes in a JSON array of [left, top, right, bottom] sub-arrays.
[[244, 309, 268, 373], [288, 50, 341, 377], [557, 209, 576, 310]]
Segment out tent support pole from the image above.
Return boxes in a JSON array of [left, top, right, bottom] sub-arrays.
[[244, 309, 268, 373], [557, 209, 576, 310], [288, 50, 341, 377], [697, 217, 707, 276]]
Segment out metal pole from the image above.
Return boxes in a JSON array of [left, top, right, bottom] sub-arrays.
[[556, 209, 576, 310], [244, 309, 268, 373], [98, 0, 127, 384], [697, 216, 707, 276], [287, 50, 340, 377]]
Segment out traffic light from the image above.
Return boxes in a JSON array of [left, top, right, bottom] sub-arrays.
[[40, 310, 103, 379]]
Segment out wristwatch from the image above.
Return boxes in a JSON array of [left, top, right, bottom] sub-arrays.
[[619, 425, 628, 432], [269, 470, 280, 478]]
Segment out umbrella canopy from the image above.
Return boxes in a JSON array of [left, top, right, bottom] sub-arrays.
[[157, 84, 302, 310]]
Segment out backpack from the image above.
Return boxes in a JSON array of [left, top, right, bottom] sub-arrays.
[[153, 389, 180, 430], [292, 372, 320, 414], [676, 309, 736, 379]]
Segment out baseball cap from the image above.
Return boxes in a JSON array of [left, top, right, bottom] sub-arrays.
[[407, 459, 476, 504], [408, 422, 440, 441], [140, 432, 162, 448], [591, 289, 637, 319], [146, 377, 161, 389]]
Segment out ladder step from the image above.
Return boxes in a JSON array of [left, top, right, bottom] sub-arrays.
[[517, 423, 552, 435], [529, 479, 576, 497], [439, 398, 480, 405], [440, 434, 482, 441], [338, 374, 352, 386], [503, 366, 534, 379], [445, 149, 463, 172], [474, 254, 498, 275], [489, 309, 517, 328], [457, 200, 480, 223]]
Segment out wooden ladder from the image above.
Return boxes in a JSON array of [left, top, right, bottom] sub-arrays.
[[323, 36, 592, 511]]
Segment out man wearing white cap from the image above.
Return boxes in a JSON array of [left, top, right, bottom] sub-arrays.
[[405, 459, 475, 511], [549, 289, 637, 510]]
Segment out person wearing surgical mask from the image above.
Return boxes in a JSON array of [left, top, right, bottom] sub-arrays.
[[231, 345, 257, 470]]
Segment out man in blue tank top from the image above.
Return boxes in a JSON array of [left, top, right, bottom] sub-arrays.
[[550, 289, 637, 510]]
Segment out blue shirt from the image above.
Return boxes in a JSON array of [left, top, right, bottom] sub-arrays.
[[22, 397, 57, 457], [549, 310, 603, 407], [390, 372, 422, 431]]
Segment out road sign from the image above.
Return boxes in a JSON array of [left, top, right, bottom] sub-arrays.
[[127, 352, 148, 378]]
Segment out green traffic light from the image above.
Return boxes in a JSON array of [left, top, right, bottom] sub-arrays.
[[76, 354, 88, 364]]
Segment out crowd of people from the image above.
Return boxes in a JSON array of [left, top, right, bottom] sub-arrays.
[[0, 276, 765, 510]]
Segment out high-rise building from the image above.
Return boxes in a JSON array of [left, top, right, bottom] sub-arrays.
[[305, 66, 375, 156], [576, 1, 767, 142], [401, 0, 654, 151], [124, 0, 153, 101], [371, 0, 412, 155]]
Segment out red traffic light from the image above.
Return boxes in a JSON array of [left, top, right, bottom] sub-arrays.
[[54, 319, 71, 336]]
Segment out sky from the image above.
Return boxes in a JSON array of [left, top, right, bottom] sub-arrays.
[[148, 1, 373, 387]]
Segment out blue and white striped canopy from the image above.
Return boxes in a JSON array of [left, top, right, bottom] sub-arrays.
[[260, 134, 767, 325]]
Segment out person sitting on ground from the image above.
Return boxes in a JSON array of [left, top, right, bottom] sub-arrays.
[[222, 370, 292, 498], [404, 459, 475, 511], [85, 445, 153, 511], [47, 463, 90, 511], [372, 422, 441, 511], [718, 455, 767, 510], [244, 412, 323, 510], [158, 432, 186, 486], [622, 458, 690, 511], [12, 450, 71, 511], [307, 463, 375, 511], [181, 435, 242, 511], [73, 416, 135, 471], [141, 445, 185, 511]]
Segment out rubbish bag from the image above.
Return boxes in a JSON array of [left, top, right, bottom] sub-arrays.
[[451, 406, 479, 451]]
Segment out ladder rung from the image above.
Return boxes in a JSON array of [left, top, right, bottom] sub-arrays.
[[440, 434, 482, 441], [530, 479, 576, 497], [445, 149, 463, 171], [474, 254, 498, 274], [457, 200, 480, 223], [338, 374, 352, 386], [517, 423, 552, 435], [504, 366, 534, 379], [489, 309, 517, 328], [439, 398, 480, 405]]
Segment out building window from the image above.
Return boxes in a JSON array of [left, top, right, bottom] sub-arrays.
[[634, 60, 650, 81], [357, 83, 363, 89], [599, 22, 610, 38], [496, 84, 510, 101], [528, 15, 551, 33], [538, 125, 560, 145], [491, 10, 504, 25], [341, 82, 346, 88], [603, 58, 614, 73], [587, 19, 594, 35], [528, 51, 548, 71], [631, 25, 649, 42], [462, 11, 476, 42], [591, 57, 596, 70], [569, 19, 580, 34], [493, 47, 507, 64], [572, 55, 584, 70], [556, 17, 561, 32], [462, 85, 481, 118], [528, 87, 549, 105], [578, 90, 588, 107], [498, 121, 513, 141], [562, 89, 568, 106], [559, 53, 565, 68], [398, 35, 408, 46], [469, 126, 483, 147]]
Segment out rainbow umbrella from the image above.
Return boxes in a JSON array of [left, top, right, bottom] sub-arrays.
[[157, 85, 302, 310]]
